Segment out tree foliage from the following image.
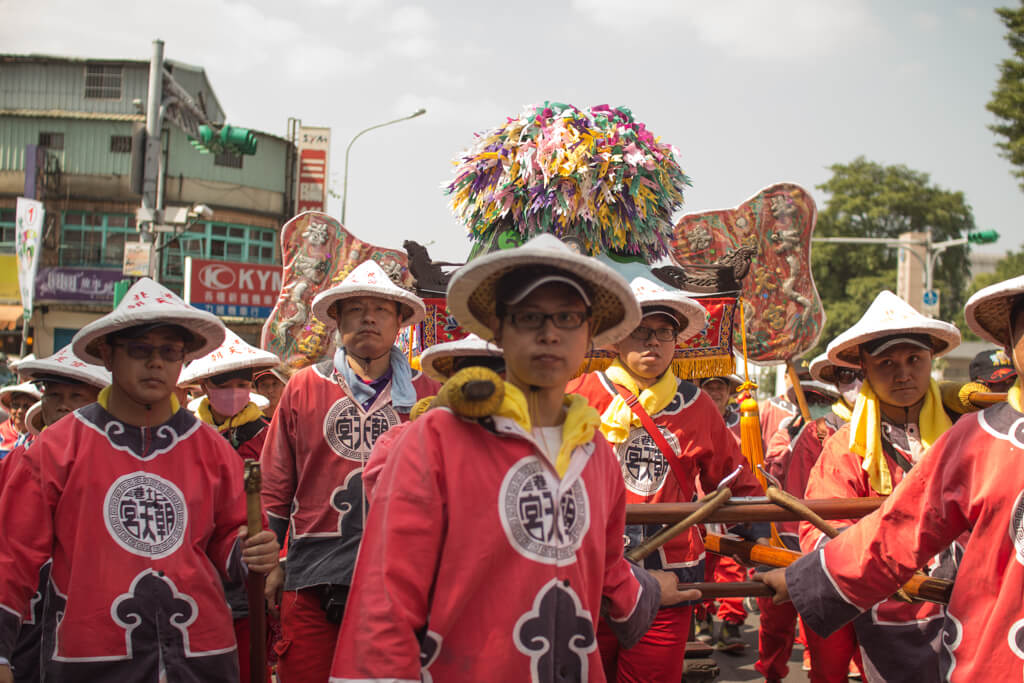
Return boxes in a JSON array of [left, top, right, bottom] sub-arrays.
[[808, 157, 976, 356], [988, 2, 1024, 191]]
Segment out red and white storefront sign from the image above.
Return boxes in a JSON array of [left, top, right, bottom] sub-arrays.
[[296, 126, 330, 214], [184, 257, 282, 319]]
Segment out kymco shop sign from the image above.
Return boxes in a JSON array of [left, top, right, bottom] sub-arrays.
[[184, 257, 281, 319]]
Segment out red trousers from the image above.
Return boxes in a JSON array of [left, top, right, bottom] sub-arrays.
[[276, 588, 341, 683], [698, 554, 747, 623], [598, 604, 692, 683], [755, 595, 798, 681], [804, 619, 862, 683], [754, 595, 862, 683]]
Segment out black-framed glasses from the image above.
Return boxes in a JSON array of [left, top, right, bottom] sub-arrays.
[[835, 368, 863, 384], [112, 341, 186, 362], [629, 326, 678, 342], [508, 310, 589, 330]]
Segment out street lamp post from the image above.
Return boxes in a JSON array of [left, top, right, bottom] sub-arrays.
[[340, 108, 426, 224]]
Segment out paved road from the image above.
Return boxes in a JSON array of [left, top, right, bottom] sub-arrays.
[[696, 611, 811, 683]]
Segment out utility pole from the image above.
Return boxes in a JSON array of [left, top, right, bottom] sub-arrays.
[[812, 229, 1000, 317], [140, 39, 164, 281]]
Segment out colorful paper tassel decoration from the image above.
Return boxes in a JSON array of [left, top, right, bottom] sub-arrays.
[[446, 102, 690, 260]]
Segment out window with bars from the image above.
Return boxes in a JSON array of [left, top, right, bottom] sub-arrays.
[[110, 135, 132, 153], [0, 209, 15, 253], [38, 132, 64, 150], [214, 151, 243, 169], [85, 64, 122, 99], [59, 212, 137, 266], [161, 221, 278, 282]]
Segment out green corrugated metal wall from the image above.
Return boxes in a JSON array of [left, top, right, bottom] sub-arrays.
[[0, 117, 289, 192]]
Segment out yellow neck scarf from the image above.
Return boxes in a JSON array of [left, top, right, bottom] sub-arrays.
[[849, 378, 951, 495], [494, 382, 600, 478], [599, 359, 677, 446], [831, 400, 853, 422], [98, 386, 180, 415], [196, 398, 265, 433], [1009, 377, 1024, 413]]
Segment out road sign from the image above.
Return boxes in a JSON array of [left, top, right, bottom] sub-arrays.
[[922, 289, 940, 317]]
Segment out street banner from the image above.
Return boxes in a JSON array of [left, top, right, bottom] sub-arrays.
[[15, 197, 44, 317]]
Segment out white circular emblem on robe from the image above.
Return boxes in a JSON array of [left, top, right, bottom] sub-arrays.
[[1010, 489, 1024, 566], [323, 396, 399, 461], [616, 426, 681, 496], [104, 472, 188, 559], [499, 458, 590, 565]]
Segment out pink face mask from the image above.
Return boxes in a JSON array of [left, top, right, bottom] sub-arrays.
[[207, 387, 250, 416]]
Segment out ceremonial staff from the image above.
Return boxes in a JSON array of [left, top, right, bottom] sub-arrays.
[[244, 460, 266, 683]]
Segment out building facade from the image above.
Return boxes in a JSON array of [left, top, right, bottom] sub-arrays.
[[0, 53, 297, 356]]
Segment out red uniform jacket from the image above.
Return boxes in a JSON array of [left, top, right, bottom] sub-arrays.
[[759, 396, 797, 449], [0, 403, 248, 681], [260, 359, 439, 591], [0, 443, 47, 683], [329, 407, 661, 682], [0, 418, 21, 456], [787, 401, 1024, 682], [797, 420, 958, 683], [568, 372, 767, 583], [768, 411, 845, 547]]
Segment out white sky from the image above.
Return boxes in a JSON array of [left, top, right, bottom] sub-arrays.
[[4, 0, 1024, 263]]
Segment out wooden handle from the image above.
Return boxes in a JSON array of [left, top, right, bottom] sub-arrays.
[[766, 487, 839, 539], [705, 532, 801, 568], [679, 581, 775, 599], [243, 459, 266, 683], [244, 460, 263, 537], [969, 391, 1007, 407], [626, 488, 731, 562], [787, 361, 812, 422], [704, 533, 952, 605]]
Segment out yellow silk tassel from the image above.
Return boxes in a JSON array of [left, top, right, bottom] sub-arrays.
[[739, 397, 767, 490], [736, 299, 784, 547]]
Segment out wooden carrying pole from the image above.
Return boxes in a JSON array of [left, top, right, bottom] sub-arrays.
[[244, 461, 266, 683], [626, 496, 885, 525], [626, 488, 731, 562], [704, 533, 952, 605], [786, 360, 812, 422]]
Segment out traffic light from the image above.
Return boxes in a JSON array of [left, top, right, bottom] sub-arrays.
[[188, 125, 258, 155], [967, 229, 1000, 244], [219, 125, 258, 155], [189, 124, 218, 154]]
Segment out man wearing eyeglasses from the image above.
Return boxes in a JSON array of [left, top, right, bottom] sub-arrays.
[[568, 277, 768, 683]]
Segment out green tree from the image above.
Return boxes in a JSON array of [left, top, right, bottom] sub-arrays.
[[809, 157, 976, 356], [988, 2, 1024, 191]]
